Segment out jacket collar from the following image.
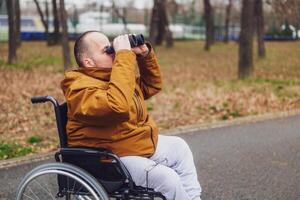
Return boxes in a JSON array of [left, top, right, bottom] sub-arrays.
[[77, 67, 112, 82]]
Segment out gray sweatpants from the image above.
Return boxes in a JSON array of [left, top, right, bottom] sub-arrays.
[[120, 135, 202, 200]]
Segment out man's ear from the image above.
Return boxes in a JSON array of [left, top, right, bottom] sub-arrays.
[[83, 58, 95, 68]]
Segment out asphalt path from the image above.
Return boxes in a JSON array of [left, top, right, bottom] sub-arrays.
[[0, 114, 299, 200]]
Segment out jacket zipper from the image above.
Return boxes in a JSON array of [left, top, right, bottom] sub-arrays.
[[133, 93, 140, 123], [149, 125, 155, 149], [136, 91, 144, 121], [134, 92, 155, 150], [134, 91, 143, 123]]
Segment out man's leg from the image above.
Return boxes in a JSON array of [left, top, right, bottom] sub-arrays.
[[120, 156, 190, 200], [150, 135, 202, 200]]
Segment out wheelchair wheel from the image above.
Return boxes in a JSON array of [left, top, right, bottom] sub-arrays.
[[16, 162, 109, 200]]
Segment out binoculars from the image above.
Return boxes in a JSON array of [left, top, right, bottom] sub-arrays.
[[105, 34, 145, 54]]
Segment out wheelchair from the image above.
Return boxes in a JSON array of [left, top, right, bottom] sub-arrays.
[[16, 96, 166, 200]]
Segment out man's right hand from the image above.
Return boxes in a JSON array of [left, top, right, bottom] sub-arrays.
[[113, 35, 131, 52]]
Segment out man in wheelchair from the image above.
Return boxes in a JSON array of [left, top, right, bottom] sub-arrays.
[[60, 31, 202, 200]]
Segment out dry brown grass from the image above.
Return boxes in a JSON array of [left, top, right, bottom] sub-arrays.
[[0, 40, 300, 158]]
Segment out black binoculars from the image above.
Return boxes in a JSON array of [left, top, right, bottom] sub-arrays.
[[105, 34, 145, 54]]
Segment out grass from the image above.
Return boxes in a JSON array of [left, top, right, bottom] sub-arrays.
[[27, 135, 43, 144], [0, 141, 33, 160], [1, 40, 300, 160]]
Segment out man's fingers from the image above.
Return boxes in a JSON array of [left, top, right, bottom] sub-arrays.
[[113, 34, 131, 52]]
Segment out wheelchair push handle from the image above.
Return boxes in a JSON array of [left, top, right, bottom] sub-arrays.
[[31, 96, 59, 107], [31, 96, 49, 104]]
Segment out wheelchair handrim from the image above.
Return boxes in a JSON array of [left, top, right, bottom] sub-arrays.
[[16, 169, 101, 200]]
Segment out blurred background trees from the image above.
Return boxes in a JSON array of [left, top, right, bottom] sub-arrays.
[[1, 0, 300, 77]]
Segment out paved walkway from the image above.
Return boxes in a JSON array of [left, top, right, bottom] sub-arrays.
[[0, 115, 299, 199]]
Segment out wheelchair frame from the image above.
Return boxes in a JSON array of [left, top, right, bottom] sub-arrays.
[[16, 96, 166, 200]]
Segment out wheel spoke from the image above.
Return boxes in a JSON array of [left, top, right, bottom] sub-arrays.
[[28, 186, 40, 200], [22, 193, 37, 200], [33, 179, 56, 200]]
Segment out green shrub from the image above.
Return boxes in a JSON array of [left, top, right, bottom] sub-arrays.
[[27, 135, 43, 144], [0, 142, 32, 160]]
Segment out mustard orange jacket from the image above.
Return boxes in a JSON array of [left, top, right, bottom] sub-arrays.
[[61, 48, 162, 157]]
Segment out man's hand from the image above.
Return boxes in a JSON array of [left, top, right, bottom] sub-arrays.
[[113, 35, 131, 52], [132, 44, 149, 57]]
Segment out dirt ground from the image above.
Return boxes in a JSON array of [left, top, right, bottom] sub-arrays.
[[1, 40, 300, 159]]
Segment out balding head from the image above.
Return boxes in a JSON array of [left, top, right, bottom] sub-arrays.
[[74, 31, 111, 68]]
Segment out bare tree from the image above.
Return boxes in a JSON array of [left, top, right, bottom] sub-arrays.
[[168, 0, 178, 24], [16, 0, 21, 47], [51, 0, 60, 45], [111, 0, 129, 32], [157, 0, 172, 47], [59, 0, 70, 70], [203, 0, 214, 51], [45, 0, 50, 43], [149, 0, 160, 46], [149, 0, 173, 47], [33, 0, 50, 44], [254, 0, 266, 58], [223, 0, 232, 43], [6, 0, 17, 64], [238, 0, 255, 78]]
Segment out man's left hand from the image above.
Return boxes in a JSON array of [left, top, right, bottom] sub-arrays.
[[132, 44, 149, 57]]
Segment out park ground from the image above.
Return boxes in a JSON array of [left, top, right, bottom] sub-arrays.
[[0, 40, 300, 159]]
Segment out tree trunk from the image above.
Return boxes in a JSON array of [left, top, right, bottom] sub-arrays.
[[254, 0, 266, 58], [59, 0, 70, 70], [149, 0, 173, 47], [223, 0, 232, 43], [204, 0, 214, 51], [52, 0, 60, 45], [111, 0, 129, 33], [162, 1, 174, 48], [33, 0, 50, 45], [165, 29, 173, 48], [15, 0, 21, 47], [149, 0, 160, 47], [156, 0, 170, 46], [238, 0, 255, 78], [6, 0, 17, 64], [45, 0, 51, 45]]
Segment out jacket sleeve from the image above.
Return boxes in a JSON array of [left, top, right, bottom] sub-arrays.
[[136, 43, 162, 100], [65, 50, 136, 126]]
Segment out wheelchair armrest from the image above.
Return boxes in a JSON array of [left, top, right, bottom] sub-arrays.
[[55, 147, 134, 188], [58, 147, 113, 157]]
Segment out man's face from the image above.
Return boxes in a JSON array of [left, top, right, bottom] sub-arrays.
[[85, 33, 114, 69]]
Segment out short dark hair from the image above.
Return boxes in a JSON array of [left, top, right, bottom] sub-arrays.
[[74, 30, 100, 67]]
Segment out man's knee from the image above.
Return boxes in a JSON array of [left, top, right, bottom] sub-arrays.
[[150, 165, 181, 192], [172, 136, 192, 156]]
